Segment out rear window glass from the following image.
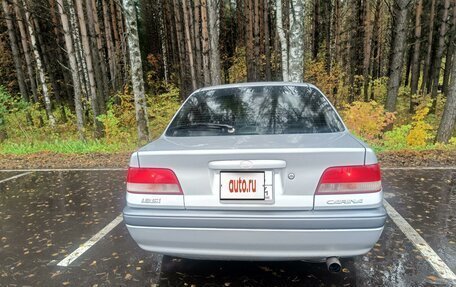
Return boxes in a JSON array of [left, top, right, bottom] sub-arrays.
[[165, 85, 345, 137]]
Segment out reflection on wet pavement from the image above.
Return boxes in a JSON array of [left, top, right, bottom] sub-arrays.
[[383, 170, 456, 272], [0, 171, 125, 286], [0, 169, 454, 286]]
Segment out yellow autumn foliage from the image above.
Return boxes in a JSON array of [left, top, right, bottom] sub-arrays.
[[342, 101, 395, 143], [406, 102, 433, 147], [305, 59, 343, 106]]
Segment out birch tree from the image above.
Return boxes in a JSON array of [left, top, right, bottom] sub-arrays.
[[57, 0, 85, 140], [288, 0, 305, 82], [22, 0, 56, 127], [201, 0, 211, 86], [276, 0, 289, 81], [123, 0, 150, 143]]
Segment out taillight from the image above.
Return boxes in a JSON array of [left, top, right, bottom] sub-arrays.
[[316, 164, 382, 194], [126, 167, 183, 194]]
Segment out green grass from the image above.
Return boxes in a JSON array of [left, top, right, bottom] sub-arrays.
[[0, 139, 136, 154], [371, 144, 455, 153]]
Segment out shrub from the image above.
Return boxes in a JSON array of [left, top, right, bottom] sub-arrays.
[[147, 84, 181, 138], [109, 88, 137, 129], [97, 111, 128, 144], [228, 47, 247, 83], [449, 137, 456, 146], [370, 77, 388, 103], [342, 101, 395, 143], [383, 124, 412, 150], [406, 102, 433, 147]]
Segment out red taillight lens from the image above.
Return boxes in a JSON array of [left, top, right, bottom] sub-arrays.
[[316, 164, 382, 194], [126, 167, 183, 194]]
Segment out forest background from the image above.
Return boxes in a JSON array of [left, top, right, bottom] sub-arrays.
[[0, 0, 455, 157]]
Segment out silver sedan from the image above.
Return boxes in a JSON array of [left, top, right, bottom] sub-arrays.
[[123, 82, 386, 272]]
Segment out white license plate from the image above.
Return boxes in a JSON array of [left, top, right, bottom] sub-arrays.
[[220, 172, 265, 200]]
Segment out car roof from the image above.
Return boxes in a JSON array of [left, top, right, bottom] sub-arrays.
[[197, 82, 318, 92]]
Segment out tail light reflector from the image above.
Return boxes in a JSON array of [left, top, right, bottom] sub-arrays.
[[316, 164, 382, 194], [126, 167, 183, 194]]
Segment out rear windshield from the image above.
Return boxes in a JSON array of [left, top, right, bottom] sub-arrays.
[[165, 85, 345, 137]]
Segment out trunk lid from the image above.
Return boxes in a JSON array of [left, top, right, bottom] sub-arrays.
[[137, 132, 365, 210]]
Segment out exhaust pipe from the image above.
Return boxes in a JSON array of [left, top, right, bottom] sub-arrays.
[[326, 257, 341, 273]]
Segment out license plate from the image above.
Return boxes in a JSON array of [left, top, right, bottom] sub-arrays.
[[220, 172, 265, 200]]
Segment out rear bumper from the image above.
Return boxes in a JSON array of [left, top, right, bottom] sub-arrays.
[[123, 207, 386, 260]]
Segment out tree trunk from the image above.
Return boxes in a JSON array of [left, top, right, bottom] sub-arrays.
[[86, 0, 109, 109], [159, 0, 169, 84], [403, 46, 412, 87], [253, 0, 260, 80], [123, 0, 150, 143], [276, 0, 289, 81], [385, 0, 410, 112], [182, 0, 197, 90], [288, 0, 305, 82], [312, 0, 320, 60], [49, 0, 73, 103], [246, 0, 255, 80], [110, 0, 120, 90], [430, 0, 451, 113], [370, 0, 381, 81], [173, 0, 188, 96], [69, 1, 89, 99], [57, 0, 85, 140], [22, 0, 56, 127], [12, 0, 38, 103], [33, 17, 67, 122], [443, 2, 456, 96], [324, 0, 331, 72], [208, 0, 221, 85], [2, 0, 28, 102], [421, 0, 436, 94], [333, 0, 341, 67], [436, 39, 456, 143], [102, 0, 116, 90], [75, 0, 104, 138], [264, 0, 271, 80], [409, 0, 423, 113], [363, 0, 372, 101], [193, 0, 203, 85], [201, 0, 211, 86]]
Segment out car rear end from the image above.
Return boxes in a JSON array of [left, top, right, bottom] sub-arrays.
[[123, 83, 386, 261]]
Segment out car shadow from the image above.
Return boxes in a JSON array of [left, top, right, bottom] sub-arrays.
[[157, 256, 353, 286]]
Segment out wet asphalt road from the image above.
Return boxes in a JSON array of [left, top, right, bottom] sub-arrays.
[[0, 169, 455, 286]]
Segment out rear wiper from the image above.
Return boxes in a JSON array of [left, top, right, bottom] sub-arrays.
[[170, 123, 236, 133]]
